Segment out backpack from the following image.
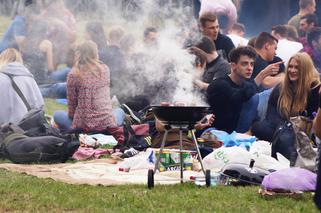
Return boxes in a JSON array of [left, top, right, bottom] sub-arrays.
[[17, 108, 61, 137], [0, 123, 79, 164], [271, 116, 317, 170]]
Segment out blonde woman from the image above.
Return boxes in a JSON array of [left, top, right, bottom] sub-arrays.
[[252, 52, 320, 141], [53, 41, 125, 132], [0, 48, 44, 124]]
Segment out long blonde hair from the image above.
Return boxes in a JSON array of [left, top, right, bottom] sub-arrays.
[[0, 48, 23, 71], [278, 52, 320, 118], [73, 40, 103, 78]]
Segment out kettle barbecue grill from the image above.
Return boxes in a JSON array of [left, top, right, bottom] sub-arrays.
[[147, 105, 212, 188]]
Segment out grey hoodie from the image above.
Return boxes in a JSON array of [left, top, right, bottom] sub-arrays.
[[0, 62, 44, 124]]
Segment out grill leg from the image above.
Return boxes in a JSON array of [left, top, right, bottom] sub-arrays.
[[154, 130, 169, 173], [179, 128, 183, 183], [191, 129, 206, 175]]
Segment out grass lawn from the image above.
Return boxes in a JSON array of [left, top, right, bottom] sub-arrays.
[[0, 16, 320, 212], [0, 168, 318, 213]]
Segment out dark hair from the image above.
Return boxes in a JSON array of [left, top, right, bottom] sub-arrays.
[[299, 0, 315, 9], [229, 46, 257, 63], [194, 36, 216, 54], [85, 21, 108, 51], [199, 13, 217, 28], [300, 13, 318, 26], [144, 27, 157, 39], [254, 32, 278, 49], [231, 23, 246, 33], [272, 25, 288, 38], [247, 37, 256, 47], [307, 27, 321, 45]]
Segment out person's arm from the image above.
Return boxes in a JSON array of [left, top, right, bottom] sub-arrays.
[[261, 72, 285, 89], [193, 62, 209, 90], [194, 79, 209, 90], [39, 39, 54, 72], [254, 61, 284, 87], [207, 78, 257, 108], [67, 71, 78, 119]]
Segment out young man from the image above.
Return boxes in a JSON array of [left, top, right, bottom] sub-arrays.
[[191, 36, 231, 90], [299, 13, 318, 37], [271, 25, 303, 65], [227, 23, 249, 47], [206, 46, 279, 133], [288, 0, 316, 32], [253, 32, 285, 90], [199, 13, 235, 61]]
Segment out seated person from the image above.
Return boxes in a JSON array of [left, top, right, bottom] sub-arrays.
[[0, 1, 40, 53], [53, 41, 125, 132], [0, 48, 44, 124], [190, 36, 231, 91], [41, 0, 76, 68], [21, 20, 54, 84], [252, 52, 320, 141], [206, 46, 279, 133], [253, 32, 285, 91]]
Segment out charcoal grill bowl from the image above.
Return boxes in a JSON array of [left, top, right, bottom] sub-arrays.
[[151, 105, 209, 126]]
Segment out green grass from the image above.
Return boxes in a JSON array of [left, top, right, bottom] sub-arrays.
[[0, 15, 319, 213], [0, 169, 318, 213], [44, 98, 67, 115]]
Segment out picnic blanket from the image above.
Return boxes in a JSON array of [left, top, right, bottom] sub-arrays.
[[0, 158, 201, 186]]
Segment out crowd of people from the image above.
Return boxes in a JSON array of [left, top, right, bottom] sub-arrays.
[[1, 0, 321, 206], [0, 0, 321, 153]]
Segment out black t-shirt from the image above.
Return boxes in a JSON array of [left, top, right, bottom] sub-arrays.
[[252, 55, 285, 79], [214, 33, 235, 61], [206, 75, 258, 133]]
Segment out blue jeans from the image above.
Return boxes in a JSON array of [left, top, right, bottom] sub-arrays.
[[53, 108, 126, 131], [236, 88, 273, 133], [40, 82, 67, 99], [50, 67, 71, 82], [236, 94, 259, 133], [257, 88, 273, 121]]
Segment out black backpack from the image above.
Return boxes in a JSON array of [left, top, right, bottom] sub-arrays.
[[271, 121, 297, 165], [0, 123, 79, 164]]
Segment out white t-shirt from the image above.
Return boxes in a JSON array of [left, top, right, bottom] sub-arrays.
[[276, 39, 303, 65], [227, 34, 249, 47]]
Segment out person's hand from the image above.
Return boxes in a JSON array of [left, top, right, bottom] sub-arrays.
[[262, 61, 284, 77], [195, 114, 215, 130], [254, 61, 284, 86]]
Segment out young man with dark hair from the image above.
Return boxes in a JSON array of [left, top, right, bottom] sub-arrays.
[[299, 13, 318, 37], [191, 36, 231, 90], [206, 46, 279, 133], [199, 12, 235, 60], [288, 0, 316, 32], [253, 32, 285, 90], [143, 27, 158, 48]]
